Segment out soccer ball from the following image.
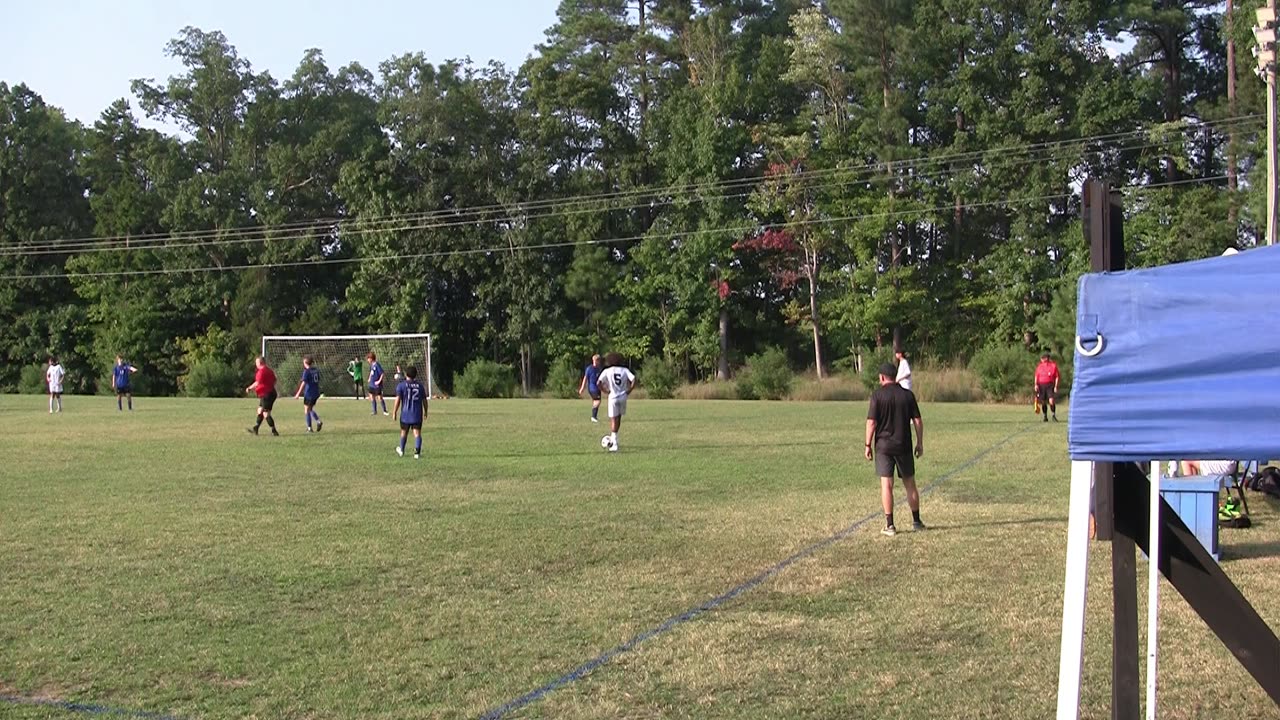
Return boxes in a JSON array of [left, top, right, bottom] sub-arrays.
[[600, 435, 615, 451]]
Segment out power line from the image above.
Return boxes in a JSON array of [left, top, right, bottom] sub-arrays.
[[1, 175, 1229, 281], [1, 118, 1258, 259], [1, 114, 1260, 255]]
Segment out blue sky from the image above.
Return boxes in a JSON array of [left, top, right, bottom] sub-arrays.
[[0, 0, 562, 125]]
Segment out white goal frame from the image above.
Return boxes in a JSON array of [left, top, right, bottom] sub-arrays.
[[261, 333, 433, 397]]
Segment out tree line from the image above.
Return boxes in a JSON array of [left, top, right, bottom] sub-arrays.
[[0, 0, 1263, 395]]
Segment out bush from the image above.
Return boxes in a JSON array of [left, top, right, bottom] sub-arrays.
[[454, 359, 515, 398], [859, 348, 898, 391], [736, 348, 793, 400], [640, 356, 680, 399], [913, 364, 983, 403], [19, 363, 47, 394], [184, 360, 241, 398], [544, 358, 582, 399], [970, 344, 1034, 401], [675, 380, 738, 400], [787, 373, 868, 401]]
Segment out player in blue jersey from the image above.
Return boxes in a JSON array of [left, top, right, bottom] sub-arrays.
[[577, 353, 603, 423], [112, 355, 138, 411], [392, 366, 427, 459], [292, 356, 324, 433], [367, 351, 388, 416]]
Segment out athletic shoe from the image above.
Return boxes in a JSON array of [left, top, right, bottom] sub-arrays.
[[383, 411, 390, 416], [881, 525, 897, 537], [609, 445, 619, 453], [1043, 417, 1049, 423], [270, 429, 280, 436], [395, 446, 403, 457], [246, 427, 258, 435], [306, 428, 314, 433], [1052, 415, 1059, 422], [591, 417, 599, 423], [371, 411, 377, 415], [912, 520, 927, 532], [414, 453, 420, 460], [316, 421, 323, 433]]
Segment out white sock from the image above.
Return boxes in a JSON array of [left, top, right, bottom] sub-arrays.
[[611, 432, 618, 445], [49, 397, 54, 412]]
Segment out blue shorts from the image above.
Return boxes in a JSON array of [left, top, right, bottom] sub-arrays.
[[369, 382, 383, 394], [304, 395, 320, 406], [588, 388, 600, 401]]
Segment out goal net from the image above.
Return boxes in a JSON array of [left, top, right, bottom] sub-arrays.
[[261, 334, 434, 398]]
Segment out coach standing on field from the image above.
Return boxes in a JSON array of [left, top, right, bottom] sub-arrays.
[[865, 362, 925, 537]]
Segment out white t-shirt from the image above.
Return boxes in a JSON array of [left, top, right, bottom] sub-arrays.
[[46, 364, 65, 391], [1199, 460, 1237, 476], [600, 366, 635, 399], [896, 357, 912, 390]]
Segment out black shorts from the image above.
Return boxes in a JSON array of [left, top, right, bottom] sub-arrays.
[[1036, 384, 1055, 404], [259, 391, 278, 412], [400, 421, 422, 432], [589, 389, 601, 401], [303, 395, 320, 407], [115, 385, 131, 395], [369, 383, 383, 395], [875, 451, 915, 479]]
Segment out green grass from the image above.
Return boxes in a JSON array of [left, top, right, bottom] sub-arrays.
[[0, 396, 1277, 719]]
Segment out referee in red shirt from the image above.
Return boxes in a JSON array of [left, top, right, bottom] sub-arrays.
[[246, 356, 280, 436], [1034, 352, 1060, 422]]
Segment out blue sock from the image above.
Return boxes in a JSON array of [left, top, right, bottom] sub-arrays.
[[400, 436, 407, 451], [372, 399, 377, 413], [306, 412, 312, 428], [117, 398, 122, 411], [311, 410, 320, 423], [415, 436, 422, 454], [591, 406, 598, 419], [381, 399, 387, 412]]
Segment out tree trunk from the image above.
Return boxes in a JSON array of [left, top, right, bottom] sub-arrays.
[[808, 267, 825, 380], [717, 306, 730, 380]]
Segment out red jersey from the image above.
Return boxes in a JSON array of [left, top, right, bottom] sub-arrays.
[[254, 366, 277, 397], [1034, 360, 1059, 386]]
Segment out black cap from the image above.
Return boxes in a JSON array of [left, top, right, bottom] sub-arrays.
[[878, 363, 897, 378]]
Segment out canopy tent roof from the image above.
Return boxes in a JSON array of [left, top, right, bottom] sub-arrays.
[[1069, 245, 1280, 461]]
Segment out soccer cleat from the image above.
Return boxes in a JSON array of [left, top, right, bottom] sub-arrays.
[[1052, 415, 1059, 422], [414, 453, 420, 460], [591, 417, 599, 423], [383, 411, 390, 416], [246, 426, 258, 435], [881, 525, 897, 537], [912, 520, 927, 532], [306, 427, 314, 433], [270, 429, 280, 436], [395, 446, 403, 457], [316, 421, 323, 433]]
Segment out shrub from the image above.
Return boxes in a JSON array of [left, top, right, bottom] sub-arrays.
[[736, 348, 793, 400], [454, 359, 515, 398], [19, 363, 47, 395], [544, 358, 581, 399], [640, 356, 680, 399], [913, 364, 983, 403], [970, 344, 1034, 401], [184, 360, 240, 398], [675, 380, 738, 400], [787, 373, 868, 401], [859, 348, 898, 390]]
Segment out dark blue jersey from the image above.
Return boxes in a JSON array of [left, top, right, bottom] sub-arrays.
[[112, 364, 132, 389], [397, 379, 426, 425], [584, 364, 601, 393], [301, 367, 321, 398], [369, 361, 385, 387]]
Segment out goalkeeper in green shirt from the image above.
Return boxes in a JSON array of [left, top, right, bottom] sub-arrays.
[[347, 357, 365, 399]]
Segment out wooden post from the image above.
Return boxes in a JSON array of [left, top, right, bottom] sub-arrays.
[[1082, 180, 1139, 720]]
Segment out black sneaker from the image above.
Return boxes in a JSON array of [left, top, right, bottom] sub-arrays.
[[1052, 415, 1059, 422], [270, 429, 280, 436], [1043, 417, 1049, 422], [247, 426, 258, 435], [316, 421, 323, 433], [881, 525, 897, 537], [912, 520, 927, 531]]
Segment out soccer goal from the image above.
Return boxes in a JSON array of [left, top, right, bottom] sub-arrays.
[[261, 334, 434, 398]]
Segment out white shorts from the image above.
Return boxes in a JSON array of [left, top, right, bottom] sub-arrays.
[[48, 384, 62, 394], [608, 395, 628, 419]]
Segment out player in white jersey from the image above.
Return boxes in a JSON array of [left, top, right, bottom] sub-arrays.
[[599, 352, 635, 452], [45, 356, 65, 413]]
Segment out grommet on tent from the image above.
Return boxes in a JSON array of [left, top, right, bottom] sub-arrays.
[[1075, 333, 1104, 357]]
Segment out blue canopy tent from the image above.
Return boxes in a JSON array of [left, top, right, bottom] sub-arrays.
[[1056, 245, 1280, 718]]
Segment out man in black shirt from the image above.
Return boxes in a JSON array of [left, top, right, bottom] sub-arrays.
[[865, 363, 925, 536]]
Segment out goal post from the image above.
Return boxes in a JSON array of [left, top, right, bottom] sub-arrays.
[[261, 334, 433, 398]]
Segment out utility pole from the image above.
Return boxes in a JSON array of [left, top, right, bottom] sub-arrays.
[[1255, 3, 1279, 245]]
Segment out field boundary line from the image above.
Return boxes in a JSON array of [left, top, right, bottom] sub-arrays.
[[477, 426, 1033, 719], [0, 693, 180, 719]]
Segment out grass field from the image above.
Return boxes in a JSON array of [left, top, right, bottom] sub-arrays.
[[1, 395, 1277, 719]]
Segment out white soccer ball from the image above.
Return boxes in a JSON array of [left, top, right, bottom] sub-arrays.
[[600, 435, 615, 451]]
